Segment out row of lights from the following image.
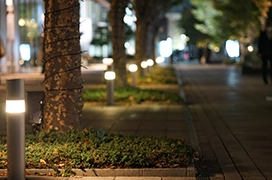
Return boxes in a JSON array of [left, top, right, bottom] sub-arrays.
[[102, 57, 164, 105], [4, 57, 165, 179], [3, 57, 165, 179]]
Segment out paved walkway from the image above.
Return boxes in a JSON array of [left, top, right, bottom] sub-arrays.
[[1, 63, 272, 180], [175, 64, 272, 180], [0, 64, 195, 180]]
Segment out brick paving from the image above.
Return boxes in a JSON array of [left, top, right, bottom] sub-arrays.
[[176, 64, 272, 180]]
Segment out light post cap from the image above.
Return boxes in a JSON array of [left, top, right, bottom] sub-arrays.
[[104, 71, 116, 80], [146, 59, 154, 66], [102, 58, 114, 66], [155, 56, 164, 64], [128, 64, 138, 72], [6, 79, 25, 113], [141, 61, 148, 68], [6, 79, 25, 100]]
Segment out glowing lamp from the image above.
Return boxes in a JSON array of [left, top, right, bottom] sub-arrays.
[[104, 71, 115, 105], [6, 100, 25, 113], [6, 0, 13, 6], [155, 56, 164, 64], [104, 71, 116, 80], [128, 64, 138, 72], [146, 59, 154, 66], [141, 61, 148, 69], [102, 58, 113, 66]]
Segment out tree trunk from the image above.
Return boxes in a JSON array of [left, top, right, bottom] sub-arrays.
[[108, 0, 129, 87], [135, 20, 148, 75], [43, 0, 83, 132]]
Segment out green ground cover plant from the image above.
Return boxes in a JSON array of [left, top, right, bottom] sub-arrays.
[[83, 85, 181, 104], [0, 65, 194, 177], [0, 128, 195, 177], [137, 66, 178, 84], [83, 65, 180, 104]]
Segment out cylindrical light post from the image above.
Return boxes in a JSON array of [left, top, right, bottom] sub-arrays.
[[128, 64, 138, 86], [146, 59, 154, 73], [6, 79, 25, 180], [104, 71, 115, 105], [155, 56, 165, 64], [102, 58, 114, 71], [140, 61, 148, 76]]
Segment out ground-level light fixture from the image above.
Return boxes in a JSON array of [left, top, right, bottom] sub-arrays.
[[146, 59, 154, 66], [146, 59, 154, 72], [104, 71, 115, 105], [141, 61, 148, 76], [6, 79, 26, 180], [155, 56, 164, 64], [128, 64, 138, 86], [102, 58, 114, 70], [247, 45, 254, 52]]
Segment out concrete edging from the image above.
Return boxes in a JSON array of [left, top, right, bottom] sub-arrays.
[[0, 167, 195, 177]]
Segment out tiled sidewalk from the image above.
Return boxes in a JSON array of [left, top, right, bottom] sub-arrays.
[[176, 64, 272, 180], [82, 104, 188, 140]]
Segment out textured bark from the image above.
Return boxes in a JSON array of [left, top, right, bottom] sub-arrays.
[[43, 0, 83, 132], [134, 0, 157, 75], [135, 20, 148, 74], [134, 0, 180, 72], [108, 0, 129, 87]]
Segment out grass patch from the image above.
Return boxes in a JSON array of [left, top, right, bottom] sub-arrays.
[[83, 86, 181, 104], [0, 128, 195, 176], [83, 66, 180, 104], [137, 66, 178, 85]]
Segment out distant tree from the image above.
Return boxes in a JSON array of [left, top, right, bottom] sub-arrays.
[[43, 0, 83, 132], [91, 25, 111, 58], [178, 8, 210, 46], [190, 0, 226, 45], [190, 0, 271, 62], [253, 0, 272, 26], [108, 0, 129, 86], [212, 0, 263, 62], [133, 0, 183, 73]]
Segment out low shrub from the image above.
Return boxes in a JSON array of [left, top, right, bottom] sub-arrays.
[[83, 86, 181, 104], [137, 66, 178, 85], [0, 128, 195, 176]]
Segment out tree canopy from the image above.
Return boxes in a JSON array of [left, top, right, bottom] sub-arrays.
[[190, 0, 272, 42]]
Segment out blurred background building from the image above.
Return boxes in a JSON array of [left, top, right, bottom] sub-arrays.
[[0, 0, 110, 74]]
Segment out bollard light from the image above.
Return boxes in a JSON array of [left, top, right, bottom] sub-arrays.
[[146, 59, 154, 66], [141, 61, 148, 69], [141, 61, 148, 76], [128, 64, 138, 86], [102, 58, 113, 66], [104, 71, 116, 80], [155, 56, 165, 64], [104, 71, 115, 105], [6, 79, 26, 180], [6, 100, 25, 113], [128, 64, 138, 72], [146, 59, 154, 73], [102, 58, 114, 70]]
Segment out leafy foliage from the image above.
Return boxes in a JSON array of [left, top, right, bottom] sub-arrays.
[[0, 129, 194, 176], [137, 66, 178, 85], [83, 86, 181, 104], [83, 66, 180, 104]]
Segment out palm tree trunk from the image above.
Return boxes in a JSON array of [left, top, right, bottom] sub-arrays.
[[43, 0, 83, 132]]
